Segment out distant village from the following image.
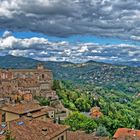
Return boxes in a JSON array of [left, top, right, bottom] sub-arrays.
[[0, 64, 139, 140]]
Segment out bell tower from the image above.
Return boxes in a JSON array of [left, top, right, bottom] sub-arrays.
[[37, 63, 44, 70]]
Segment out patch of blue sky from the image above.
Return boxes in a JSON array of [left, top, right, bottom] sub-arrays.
[[0, 30, 140, 46]]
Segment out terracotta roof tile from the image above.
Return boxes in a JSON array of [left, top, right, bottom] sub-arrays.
[[90, 107, 103, 118], [31, 110, 48, 118], [1, 102, 43, 114], [0, 136, 5, 140], [6, 117, 69, 140], [113, 128, 140, 139]]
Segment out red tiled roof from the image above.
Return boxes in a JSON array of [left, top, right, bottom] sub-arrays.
[[0, 136, 5, 140], [1, 102, 43, 114], [113, 128, 140, 139], [90, 107, 103, 118], [31, 109, 48, 118], [7, 117, 69, 140]]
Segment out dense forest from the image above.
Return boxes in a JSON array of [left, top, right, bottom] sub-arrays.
[[53, 80, 140, 136]]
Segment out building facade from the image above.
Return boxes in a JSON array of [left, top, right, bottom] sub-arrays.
[[0, 102, 56, 123], [0, 64, 53, 98]]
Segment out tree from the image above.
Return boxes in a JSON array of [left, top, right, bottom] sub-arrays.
[[96, 126, 110, 137], [52, 80, 62, 90], [37, 97, 50, 106], [64, 112, 97, 133], [75, 98, 91, 112]]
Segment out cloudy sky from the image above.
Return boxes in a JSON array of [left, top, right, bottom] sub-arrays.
[[0, 0, 140, 63]]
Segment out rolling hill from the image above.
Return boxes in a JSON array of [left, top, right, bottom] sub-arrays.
[[0, 55, 140, 94]]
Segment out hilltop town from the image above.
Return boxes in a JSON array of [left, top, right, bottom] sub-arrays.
[[0, 63, 53, 98], [0, 64, 69, 140], [1, 0, 140, 139], [0, 64, 139, 140]]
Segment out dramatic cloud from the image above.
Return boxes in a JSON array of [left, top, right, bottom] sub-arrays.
[[1, 31, 140, 63], [0, 0, 140, 40]]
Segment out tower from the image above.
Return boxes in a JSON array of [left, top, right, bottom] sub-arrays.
[[37, 63, 44, 70]]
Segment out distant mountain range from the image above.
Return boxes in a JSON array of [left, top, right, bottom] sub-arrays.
[[1, 55, 140, 94]]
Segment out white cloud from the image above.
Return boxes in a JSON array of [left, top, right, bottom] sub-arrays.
[[2, 31, 12, 38], [0, 31, 140, 63], [131, 36, 140, 41], [0, 35, 17, 49], [78, 45, 88, 53], [8, 50, 29, 56], [91, 50, 101, 53]]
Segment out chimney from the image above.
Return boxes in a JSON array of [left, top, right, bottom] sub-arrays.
[[37, 63, 44, 70], [41, 127, 48, 136], [27, 113, 32, 118]]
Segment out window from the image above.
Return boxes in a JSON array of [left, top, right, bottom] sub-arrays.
[[42, 74, 45, 79], [61, 135, 64, 140], [2, 113, 6, 122]]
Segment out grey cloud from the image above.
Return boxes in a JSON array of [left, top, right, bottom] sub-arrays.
[[0, 0, 140, 40]]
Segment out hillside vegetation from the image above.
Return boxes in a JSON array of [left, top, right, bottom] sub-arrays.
[[0, 55, 140, 136], [1, 55, 140, 94], [53, 80, 140, 136]]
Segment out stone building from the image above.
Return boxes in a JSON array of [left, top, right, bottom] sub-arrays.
[[0, 64, 54, 98], [0, 117, 70, 140], [0, 100, 71, 140], [0, 101, 56, 123]]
